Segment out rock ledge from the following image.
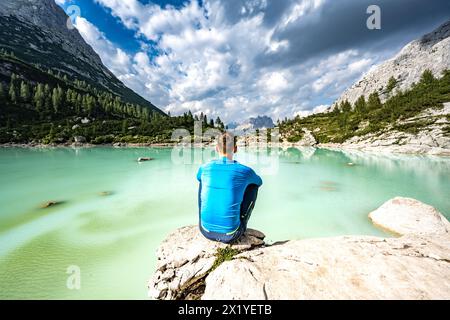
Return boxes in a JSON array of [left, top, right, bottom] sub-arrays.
[[148, 198, 450, 300]]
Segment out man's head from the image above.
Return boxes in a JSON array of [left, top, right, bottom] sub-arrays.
[[216, 132, 237, 159]]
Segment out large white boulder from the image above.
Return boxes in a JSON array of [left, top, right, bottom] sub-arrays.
[[369, 197, 450, 236], [203, 234, 450, 300]]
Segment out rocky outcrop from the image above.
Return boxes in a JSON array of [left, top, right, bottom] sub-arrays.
[[334, 20, 450, 107], [148, 198, 450, 300], [148, 226, 265, 300], [281, 129, 318, 148], [297, 129, 317, 147]]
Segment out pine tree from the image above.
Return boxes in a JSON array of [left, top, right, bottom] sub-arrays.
[[20, 81, 30, 102], [354, 95, 367, 114], [52, 87, 63, 114], [43, 84, 51, 111], [419, 69, 436, 86], [122, 119, 128, 135], [34, 83, 45, 112], [10, 73, 18, 84], [0, 82, 5, 101], [386, 76, 397, 94], [84, 95, 94, 116], [340, 100, 352, 113], [75, 93, 82, 114], [367, 92, 382, 110], [215, 117, 224, 129], [9, 81, 17, 104]]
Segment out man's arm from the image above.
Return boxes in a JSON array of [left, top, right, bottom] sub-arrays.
[[247, 168, 263, 187], [197, 167, 203, 216], [196, 166, 203, 182]]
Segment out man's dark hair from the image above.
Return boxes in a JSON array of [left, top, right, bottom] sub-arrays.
[[217, 131, 236, 154]]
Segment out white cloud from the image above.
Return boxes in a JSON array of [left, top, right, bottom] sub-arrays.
[[258, 71, 290, 93], [295, 104, 329, 118], [311, 51, 374, 94], [75, 0, 394, 123], [75, 17, 132, 76]]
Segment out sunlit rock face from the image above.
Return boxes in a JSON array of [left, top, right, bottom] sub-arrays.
[[334, 20, 450, 107]]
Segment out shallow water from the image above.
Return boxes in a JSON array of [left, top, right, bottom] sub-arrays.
[[0, 146, 449, 299]]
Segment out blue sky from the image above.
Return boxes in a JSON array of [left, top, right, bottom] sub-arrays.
[[56, 0, 450, 122]]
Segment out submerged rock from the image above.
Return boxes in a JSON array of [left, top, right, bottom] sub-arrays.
[[99, 191, 113, 197], [40, 201, 61, 209], [138, 157, 154, 162], [148, 198, 450, 300]]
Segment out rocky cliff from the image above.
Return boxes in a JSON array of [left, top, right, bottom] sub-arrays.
[[334, 20, 450, 107], [148, 198, 450, 300]]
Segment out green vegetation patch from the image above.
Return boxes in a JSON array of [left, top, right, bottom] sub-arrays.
[[394, 119, 435, 135], [279, 69, 450, 143], [210, 247, 240, 272]]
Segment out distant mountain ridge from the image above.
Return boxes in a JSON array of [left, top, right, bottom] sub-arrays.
[[228, 115, 274, 134], [0, 0, 164, 115], [334, 20, 450, 108]]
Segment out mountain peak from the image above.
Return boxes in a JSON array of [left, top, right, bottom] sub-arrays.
[[420, 20, 450, 46], [334, 19, 450, 108]]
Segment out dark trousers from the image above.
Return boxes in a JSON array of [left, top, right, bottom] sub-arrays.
[[198, 184, 259, 244]]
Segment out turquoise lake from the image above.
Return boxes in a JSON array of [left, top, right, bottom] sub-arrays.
[[0, 146, 449, 299]]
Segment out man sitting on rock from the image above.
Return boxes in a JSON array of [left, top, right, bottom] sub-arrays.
[[197, 131, 263, 243]]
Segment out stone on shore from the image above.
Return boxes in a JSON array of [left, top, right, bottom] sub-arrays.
[[73, 136, 86, 143]]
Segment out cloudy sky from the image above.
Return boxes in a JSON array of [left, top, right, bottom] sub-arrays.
[[56, 0, 450, 123]]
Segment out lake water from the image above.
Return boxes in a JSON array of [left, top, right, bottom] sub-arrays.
[[0, 146, 449, 299]]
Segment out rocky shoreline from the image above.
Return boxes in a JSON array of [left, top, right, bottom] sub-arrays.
[[0, 142, 176, 148], [148, 197, 450, 300], [318, 143, 450, 157], [3, 140, 449, 157]]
